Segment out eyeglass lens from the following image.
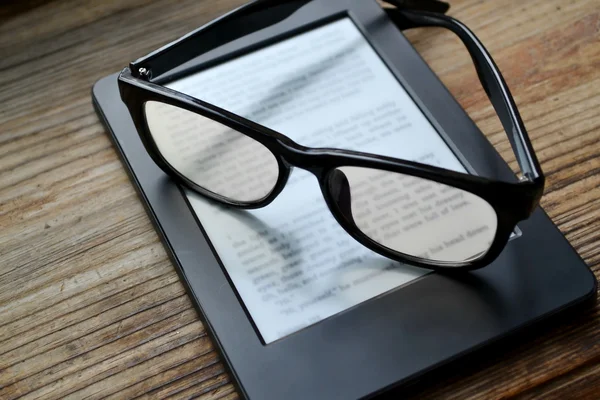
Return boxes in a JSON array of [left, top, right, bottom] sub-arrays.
[[144, 101, 280, 203], [328, 167, 498, 263]]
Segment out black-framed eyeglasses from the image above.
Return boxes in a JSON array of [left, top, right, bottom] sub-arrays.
[[117, 0, 545, 272]]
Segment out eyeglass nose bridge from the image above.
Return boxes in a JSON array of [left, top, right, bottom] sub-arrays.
[[271, 137, 327, 176]]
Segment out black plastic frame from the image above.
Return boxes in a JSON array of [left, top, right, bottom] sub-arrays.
[[118, 0, 544, 271]]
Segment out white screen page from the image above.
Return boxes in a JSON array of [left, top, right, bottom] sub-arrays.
[[166, 18, 468, 343]]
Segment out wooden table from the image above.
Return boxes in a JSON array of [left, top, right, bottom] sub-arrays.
[[1, 0, 598, 398]]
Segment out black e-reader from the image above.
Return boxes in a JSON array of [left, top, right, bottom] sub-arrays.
[[92, 0, 597, 398]]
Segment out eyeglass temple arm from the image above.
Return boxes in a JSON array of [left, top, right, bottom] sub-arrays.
[[385, 4, 544, 185], [130, 0, 311, 79], [129, 0, 450, 79]]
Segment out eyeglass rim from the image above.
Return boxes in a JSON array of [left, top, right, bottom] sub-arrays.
[[119, 71, 536, 271]]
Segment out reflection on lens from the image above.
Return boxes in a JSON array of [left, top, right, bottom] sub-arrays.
[[144, 101, 279, 202], [329, 167, 498, 264]]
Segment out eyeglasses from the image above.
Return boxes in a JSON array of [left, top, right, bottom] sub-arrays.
[[118, 0, 545, 271]]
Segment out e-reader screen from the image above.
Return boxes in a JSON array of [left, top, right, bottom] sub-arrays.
[[160, 17, 479, 343]]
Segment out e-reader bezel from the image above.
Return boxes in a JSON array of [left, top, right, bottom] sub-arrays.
[[92, 0, 597, 398]]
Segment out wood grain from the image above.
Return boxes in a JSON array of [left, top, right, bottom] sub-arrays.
[[0, 0, 598, 398]]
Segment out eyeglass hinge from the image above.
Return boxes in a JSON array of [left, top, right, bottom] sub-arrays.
[[518, 174, 532, 183], [130, 65, 152, 81], [138, 67, 152, 80]]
